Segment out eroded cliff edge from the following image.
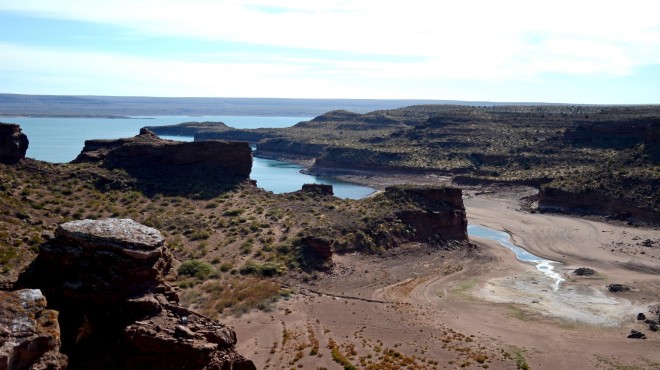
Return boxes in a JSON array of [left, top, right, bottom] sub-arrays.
[[73, 128, 253, 196]]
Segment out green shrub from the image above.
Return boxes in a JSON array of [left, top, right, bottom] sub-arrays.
[[239, 261, 284, 276], [222, 209, 244, 217], [178, 260, 214, 278], [189, 230, 211, 241]]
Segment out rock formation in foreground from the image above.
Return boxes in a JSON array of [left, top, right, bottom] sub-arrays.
[[0, 289, 68, 370], [0, 123, 29, 164], [17, 218, 255, 370]]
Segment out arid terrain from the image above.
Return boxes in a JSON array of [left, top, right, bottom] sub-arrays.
[[221, 183, 659, 370], [1, 104, 659, 369]]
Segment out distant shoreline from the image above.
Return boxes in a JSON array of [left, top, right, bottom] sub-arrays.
[[0, 114, 152, 119]]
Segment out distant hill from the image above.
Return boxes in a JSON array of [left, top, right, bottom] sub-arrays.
[[0, 93, 549, 117], [155, 104, 660, 224]]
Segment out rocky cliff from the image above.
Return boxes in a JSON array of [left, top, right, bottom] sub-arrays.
[[538, 187, 660, 225], [385, 186, 468, 242], [16, 218, 255, 370], [72, 128, 253, 196], [0, 123, 29, 164], [74, 128, 252, 178], [254, 138, 326, 160]]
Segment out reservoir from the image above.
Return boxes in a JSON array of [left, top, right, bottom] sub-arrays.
[[3, 116, 374, 199]]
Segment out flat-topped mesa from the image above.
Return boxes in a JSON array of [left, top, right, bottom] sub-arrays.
[[16, 218, 255, 370], [385, 185, 468, 242], [0, 123, 29, 164], [73, 128, 252, 178]]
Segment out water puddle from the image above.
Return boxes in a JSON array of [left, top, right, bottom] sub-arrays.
[[468, 224, 565, 290]]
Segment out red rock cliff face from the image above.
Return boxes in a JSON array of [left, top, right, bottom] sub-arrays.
[[385, 186, 468, 243], [17, 218, 255, 370], [0, 123, 29, 164]]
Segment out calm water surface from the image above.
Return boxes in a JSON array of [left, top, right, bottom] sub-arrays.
[[5, 116, 374, 199], [7, 116, 307, 163]]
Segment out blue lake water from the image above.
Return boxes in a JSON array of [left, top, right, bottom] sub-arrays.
[[468, 224, 564, 289], [3, 115, 374, 199], [5, 116, 307, 163]]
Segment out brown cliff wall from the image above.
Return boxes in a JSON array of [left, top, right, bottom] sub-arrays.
[[385, 186, 468, 242], [74, 129, 252, 178], [538, 187, 660, 225], [254, 138, 326, 160]]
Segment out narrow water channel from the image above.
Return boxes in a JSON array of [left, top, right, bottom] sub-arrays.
[[468, 224, 565, 290]]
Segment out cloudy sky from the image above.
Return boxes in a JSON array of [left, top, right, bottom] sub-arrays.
[[0, 0, 659, 103]]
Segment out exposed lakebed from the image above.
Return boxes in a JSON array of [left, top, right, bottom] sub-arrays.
[[469, 224, 643, 326], [468, 224, 565, 290]]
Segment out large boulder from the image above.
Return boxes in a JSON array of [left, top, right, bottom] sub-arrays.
[[300, 236, 334, 261], [0, 123, 29, 164], [17, 218, 255, 370], [0, 289, 67, 370], [18, 218, 175, 307]]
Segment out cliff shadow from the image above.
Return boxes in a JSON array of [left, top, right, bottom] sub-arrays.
[[94, 164, 250, 200]]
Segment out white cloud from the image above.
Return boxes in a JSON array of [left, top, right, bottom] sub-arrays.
[[1, 0, 659, 78], [0, 1, 659, 102]]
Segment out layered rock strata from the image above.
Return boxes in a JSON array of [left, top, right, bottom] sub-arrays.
[[73, 128, 252, 178], [386, 186, 468, 242], [17, 218, 255, 370]]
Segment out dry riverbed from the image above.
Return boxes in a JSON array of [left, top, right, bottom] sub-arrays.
[[224, 188, 660, 369]]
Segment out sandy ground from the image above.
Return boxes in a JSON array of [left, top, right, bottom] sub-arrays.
[[224, 188, 660, 370]]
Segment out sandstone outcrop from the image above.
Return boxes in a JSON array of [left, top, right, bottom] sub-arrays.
[[73, 128, 252, 183], [0, 289, 67, 370], [385, 186, 468, 242], [17, 218, 255, 370], [0, 123, 29, 164]]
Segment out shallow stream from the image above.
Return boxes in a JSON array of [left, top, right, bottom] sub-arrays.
[[468, 224, 565, 290]]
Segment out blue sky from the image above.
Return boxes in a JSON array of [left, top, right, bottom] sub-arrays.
[[0, 0, 659, 103]]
